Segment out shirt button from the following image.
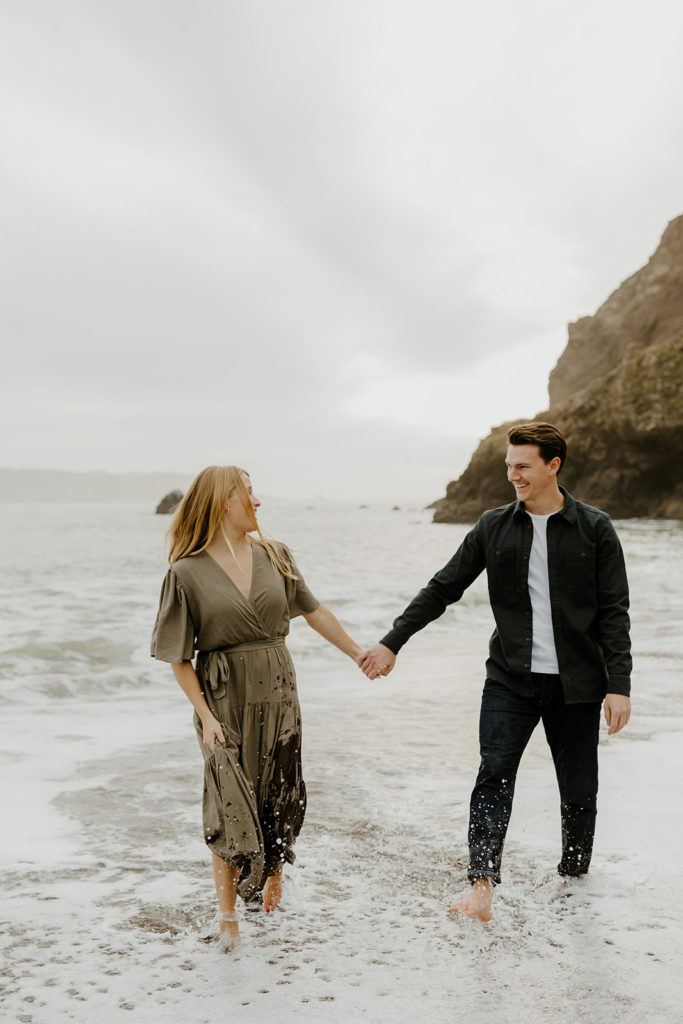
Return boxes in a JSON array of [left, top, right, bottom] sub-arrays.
[[525, 636, 531, 642], [524, 663, 530, 669]]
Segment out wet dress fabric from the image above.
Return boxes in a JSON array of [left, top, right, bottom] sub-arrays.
[[151, 542, 319, 901]]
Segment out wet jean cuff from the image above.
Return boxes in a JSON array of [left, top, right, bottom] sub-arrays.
[[467, 868, 501, 886]]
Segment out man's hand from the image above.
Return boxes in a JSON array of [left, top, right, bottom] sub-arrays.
[[358, 643, 396, 680], [604, 693, 631, 735]]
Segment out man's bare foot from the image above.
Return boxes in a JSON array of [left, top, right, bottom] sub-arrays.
[[218, 912, 240, 951], [449, 878, 494, 922], [262, 872, 283, 913]]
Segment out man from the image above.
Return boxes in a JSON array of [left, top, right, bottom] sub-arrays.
[[359, 423, 631, 922]]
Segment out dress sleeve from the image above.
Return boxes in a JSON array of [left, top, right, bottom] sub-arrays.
[[282, 546, 320, 618], [150, 568, 196, 662]]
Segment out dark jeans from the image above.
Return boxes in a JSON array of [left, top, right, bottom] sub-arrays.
[[467, 675, 601, 885]]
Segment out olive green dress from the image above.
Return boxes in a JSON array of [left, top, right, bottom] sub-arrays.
[[151, 541, 319, 901]]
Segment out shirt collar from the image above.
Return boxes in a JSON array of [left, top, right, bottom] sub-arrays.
[[558, 486, 577, 523], [513, 485, 577, 524]]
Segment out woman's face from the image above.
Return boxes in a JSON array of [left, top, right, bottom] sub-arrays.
[[226, 472, 261, 530]]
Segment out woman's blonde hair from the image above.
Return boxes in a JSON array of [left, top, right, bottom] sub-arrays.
[[167, 465, 297, 578]]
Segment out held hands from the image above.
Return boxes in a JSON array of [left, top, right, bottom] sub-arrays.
[[604, 693, 631, 735], [357, 643, 396, 680]]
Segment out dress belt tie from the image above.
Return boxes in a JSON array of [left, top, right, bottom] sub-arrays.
[[196, 637, 286, 696]]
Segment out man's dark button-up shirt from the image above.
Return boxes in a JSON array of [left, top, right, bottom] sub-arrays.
[[380, 488, 631, 704]]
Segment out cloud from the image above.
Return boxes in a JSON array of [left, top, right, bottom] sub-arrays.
[[2, 1, 683, 496]]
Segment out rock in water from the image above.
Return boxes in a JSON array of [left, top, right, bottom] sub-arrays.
[[156, 489, 183, 514], [432, 215, 683, 522]]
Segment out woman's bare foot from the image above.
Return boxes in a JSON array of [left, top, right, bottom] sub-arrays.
[[449, 877, 494, 922], [262, 872, 283, 913], [212, 853, 241, 948], [218, 912, 240, 951]]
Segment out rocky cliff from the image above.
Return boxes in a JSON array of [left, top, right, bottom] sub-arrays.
[[432, 215, 683, 522]]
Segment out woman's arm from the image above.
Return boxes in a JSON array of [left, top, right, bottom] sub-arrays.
[[303, 605, 363, 662], [171, 661, 226, 750]]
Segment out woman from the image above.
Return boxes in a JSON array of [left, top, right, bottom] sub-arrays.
[[151, 466, 362, 950]]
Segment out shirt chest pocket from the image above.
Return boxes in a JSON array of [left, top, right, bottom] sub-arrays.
[[563, 549, 597, 592], [486, 548, 517, 593]]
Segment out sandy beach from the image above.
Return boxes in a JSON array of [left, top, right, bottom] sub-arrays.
[[1, 503, 682, 1023], [2, 642, 682, 1023]]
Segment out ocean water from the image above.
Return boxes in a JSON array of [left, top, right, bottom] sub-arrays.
[[2, 500, 680, 705], [1, 501, 682, 1023], [0, 499, 493, 705]]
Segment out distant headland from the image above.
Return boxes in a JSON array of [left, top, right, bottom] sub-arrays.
[[431, 214, 683, 522]]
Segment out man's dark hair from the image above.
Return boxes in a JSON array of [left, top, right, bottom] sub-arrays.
[[507, 422, 567, 475]]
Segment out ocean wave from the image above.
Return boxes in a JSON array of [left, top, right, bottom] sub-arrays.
[[0, 665, 161, 704], [2, 637, 137, 668]]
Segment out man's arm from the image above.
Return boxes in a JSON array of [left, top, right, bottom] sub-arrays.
[[359, 518, 487, 679], [595, 516, 632, 695], [595, 516, 632, 734]]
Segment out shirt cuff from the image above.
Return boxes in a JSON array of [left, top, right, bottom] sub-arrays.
[[379, 631, 404, 655], [605, 677, 631, 696]]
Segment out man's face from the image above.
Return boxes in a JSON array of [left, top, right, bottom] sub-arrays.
[[505, 444, 560, 504]]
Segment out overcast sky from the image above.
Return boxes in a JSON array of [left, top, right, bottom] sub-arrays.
[[2, 0, 682, 500]]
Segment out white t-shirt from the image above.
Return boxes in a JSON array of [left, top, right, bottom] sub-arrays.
[[527, 511, 560, 673]]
